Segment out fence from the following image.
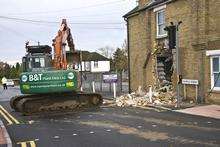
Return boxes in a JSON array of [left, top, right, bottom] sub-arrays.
[[81, 72, 128, 98]]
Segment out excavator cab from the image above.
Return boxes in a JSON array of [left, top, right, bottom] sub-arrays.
[[22, 45, 53, 72]]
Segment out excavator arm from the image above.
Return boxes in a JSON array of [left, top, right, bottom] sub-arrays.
[[52, 19, 75, 69]]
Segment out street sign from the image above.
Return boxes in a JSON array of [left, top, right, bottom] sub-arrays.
[[182, 79, 199, 85], [182, 78, 199, 103], [103, 74, 118, 83]]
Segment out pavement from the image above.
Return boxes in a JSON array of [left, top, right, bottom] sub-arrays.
[[175, 105, 220, 119], [0, 120, 11, 147]]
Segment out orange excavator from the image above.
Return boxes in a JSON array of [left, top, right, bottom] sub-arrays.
[[10, 19, 103, 115]]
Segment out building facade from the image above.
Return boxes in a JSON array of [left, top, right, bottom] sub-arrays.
[[124, 0, 220, 103], [66, 51, 110, 73]]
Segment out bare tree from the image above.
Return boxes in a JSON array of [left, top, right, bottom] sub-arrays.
[[121, 39, 128, 56], [96, 46, 115, 58]]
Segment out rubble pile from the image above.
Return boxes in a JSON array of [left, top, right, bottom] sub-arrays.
[[116, 93, 149, 107], [115, 86, 176, 107]]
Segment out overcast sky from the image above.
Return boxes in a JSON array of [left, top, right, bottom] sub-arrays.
[[0, 0, 136, 65]]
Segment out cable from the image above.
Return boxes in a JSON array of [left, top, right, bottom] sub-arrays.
[[0, 20, 125, 32], [0, 16, 125, 25], [71, 27, 126, 30], [5, 0, 125, 15], [0, 16, 58, 24], [0, 16, 126, 30], [0, 24, 38, 43], [53, 11, 124, 18]]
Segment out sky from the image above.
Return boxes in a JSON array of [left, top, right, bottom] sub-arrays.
[[0, 0, 137, 65]]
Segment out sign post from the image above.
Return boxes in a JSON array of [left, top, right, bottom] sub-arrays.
[[182, 79, 199, 103], [103, 73, 118, 98], [92, 81, 95, 93], [113, 83, 116, 98]]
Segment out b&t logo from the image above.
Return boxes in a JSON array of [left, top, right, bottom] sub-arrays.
[[21, 75, 28, 82]]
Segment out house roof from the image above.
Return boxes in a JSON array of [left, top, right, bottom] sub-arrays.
[[80, 51, 110, 61], [123, 6, 139, 18], [66, 50, 110, 61], [123, 0, 172, 18]]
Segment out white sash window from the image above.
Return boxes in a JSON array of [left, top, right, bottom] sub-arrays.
[[210, 56, 220, 90]]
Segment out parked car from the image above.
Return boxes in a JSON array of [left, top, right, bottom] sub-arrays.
[[6, 79, 15, 87]]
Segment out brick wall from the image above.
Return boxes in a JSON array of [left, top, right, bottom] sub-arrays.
[[127, 0, 220, 103]]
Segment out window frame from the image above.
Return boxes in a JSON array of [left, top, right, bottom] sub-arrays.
[[156, 9, 166, 38], [94, 61, 98, 68], [210, 56, 220, 91], [84, 61, 91, 71]]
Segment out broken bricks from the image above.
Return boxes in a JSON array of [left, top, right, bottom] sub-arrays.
[[115, 86, 176, 107]]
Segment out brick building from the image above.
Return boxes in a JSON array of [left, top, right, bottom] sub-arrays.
[[124, 0, 220, 103]]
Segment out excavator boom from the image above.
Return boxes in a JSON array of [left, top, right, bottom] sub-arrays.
[[52, 19, 75, 69]]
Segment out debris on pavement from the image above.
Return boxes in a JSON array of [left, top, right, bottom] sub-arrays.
[[115, 85, 176, 108]]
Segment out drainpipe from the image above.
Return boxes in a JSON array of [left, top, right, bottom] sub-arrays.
[[124, 18, 131, 93], [176, 21, 182, 108]]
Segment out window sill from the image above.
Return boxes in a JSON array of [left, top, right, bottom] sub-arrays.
[[209, 89, 220, 94], [156, 34, 167, 39]]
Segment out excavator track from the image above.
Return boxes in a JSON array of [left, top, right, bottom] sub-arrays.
[[10, 92, 102, 115]]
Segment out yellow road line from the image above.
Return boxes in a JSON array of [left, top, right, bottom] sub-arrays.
[[30, 141, 36, 147], [0, 109, 13, 125], [0, 105, 19, 124], [17, 140, 37, 147], [17, 142, 27, 147]]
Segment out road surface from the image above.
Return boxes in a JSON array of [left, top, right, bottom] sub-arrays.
[[0, 87, 219, 147]]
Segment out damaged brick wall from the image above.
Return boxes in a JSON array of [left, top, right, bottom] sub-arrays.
[[127, 0, 220, 103], [151, 39, 173, 88]]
